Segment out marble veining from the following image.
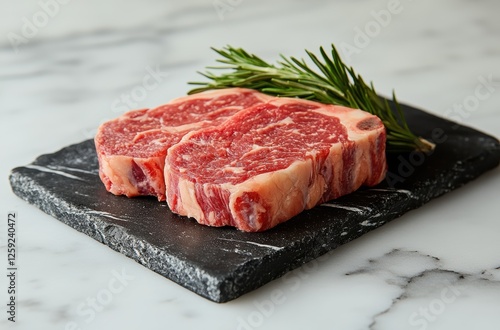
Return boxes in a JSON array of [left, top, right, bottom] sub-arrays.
[[320, 203, 373, 213], [47, 165, 99, 175], [368, 188, 416, 198], [344, 249, 500, 329], [2, 0, 500, 329], [217, 237, 284, 251], [24, 164, 86, 181], [86, 210, 131, 223]]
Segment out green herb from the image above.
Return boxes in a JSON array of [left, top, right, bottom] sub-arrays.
[[189, 44, 435, 153]]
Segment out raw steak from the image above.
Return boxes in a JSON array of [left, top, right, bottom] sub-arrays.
[[95, 89, 271, 200], [165, 97, 387, 232]]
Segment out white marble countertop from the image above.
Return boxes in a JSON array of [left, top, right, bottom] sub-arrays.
[[1, 0, 499, 329]]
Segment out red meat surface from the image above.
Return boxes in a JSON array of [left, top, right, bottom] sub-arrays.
[[165, 96, 387, 232], [95, 89, 271, 200]]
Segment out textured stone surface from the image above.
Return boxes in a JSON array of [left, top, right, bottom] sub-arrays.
[[9, 102, 500, 302]]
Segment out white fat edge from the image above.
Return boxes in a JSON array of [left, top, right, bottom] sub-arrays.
[[268, 96, 321, 108], [327, 143, 344, 198], [202, 184, 217, 198], [140, 157, 164, 195], [104, 155, 139, 196], [119, 109, 149, 121], [225, 178, 267, 229], [304, 149, 318, 158], [167, 88, 275, 106], [177, 178, 204, 220], [226, 159, 305, 199], [311, 105, 369, 120], [312, 106, 385, 190], [148, 139, 165, 146], [206, 210, 216, 225], [327, 133, 338, 140], [278, 116, 294, 125], [223, 165, 245, 174], [240, 144, 266, 158], [251, 144, 263, 150], [167, 88, 245, 104], [166, 91, 219, 105], [304, 142, 317, 148], [255, 116, 295, 134], [225, 173, 266, 230], [226, 159, 314, 229], [172, 129, 202, 144], [352, 137, 366, 189], [25, 164, 85, 181], [132, 128, 162, 143], [311, 106, 383, 141], [161, 121, 209, 133]]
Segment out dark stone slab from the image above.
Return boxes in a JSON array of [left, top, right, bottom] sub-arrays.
[[9, 102, 500, 302]]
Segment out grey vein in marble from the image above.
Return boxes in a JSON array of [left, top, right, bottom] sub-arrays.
[[3, 0, 500, 328], [345, 249, 500, 330]]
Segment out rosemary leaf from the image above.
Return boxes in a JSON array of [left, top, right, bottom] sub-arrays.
[[188, 44, 435, 153]]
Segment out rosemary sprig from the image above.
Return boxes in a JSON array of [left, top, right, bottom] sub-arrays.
[[189, 45, 435, 153]]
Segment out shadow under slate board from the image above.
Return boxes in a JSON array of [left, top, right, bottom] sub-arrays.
[[9, 101, 500, 303]]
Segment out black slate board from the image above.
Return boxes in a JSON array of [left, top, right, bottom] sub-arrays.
[[9, 102, 500, 302]]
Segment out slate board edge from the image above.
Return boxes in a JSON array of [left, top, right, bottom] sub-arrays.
[[8, 97, 500, 303], [7, 169, 413, 303], [219, 142, 500, 302], [9, 136, 500, 303], [8, 169, 231, 302]]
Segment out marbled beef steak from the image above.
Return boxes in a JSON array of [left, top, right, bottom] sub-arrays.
[[166, 96, 387, 232], [95, 88, 270, 201], [9, 98, 499, 301]]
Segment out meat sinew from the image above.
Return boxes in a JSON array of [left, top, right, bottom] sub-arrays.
[[95, 89, 271, 201], [165, 96, 387, 232]]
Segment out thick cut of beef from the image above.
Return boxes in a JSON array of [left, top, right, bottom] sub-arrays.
[[95, 89, 271, 200], [165, 97, 387, 232]]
